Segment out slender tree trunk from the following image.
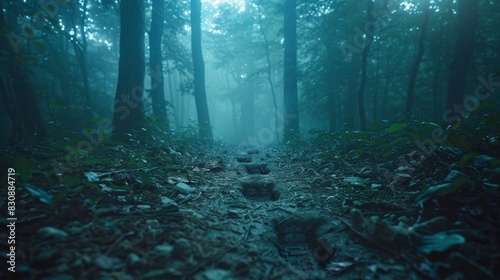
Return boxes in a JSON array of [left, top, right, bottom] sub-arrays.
[[150, 0, 169, 128], [432, 20, 445, 122], [357, 0, 375, 130], [166, 60, 180, 129], [112, 0, 146, 141], [446, 0, 478, 112], [345, 54, 358, 127], [225, 69, 238, 138], [406, 0, 430, 114], [283, 0, 299, 140], [191, 0, 213, 141], [373, 42, 380, 120], [70, 0, 90, 118], [257, 1, 279, 142]]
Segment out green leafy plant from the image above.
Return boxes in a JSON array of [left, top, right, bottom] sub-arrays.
[[15, 154, 33, 183], [176, 120, 200, 142]]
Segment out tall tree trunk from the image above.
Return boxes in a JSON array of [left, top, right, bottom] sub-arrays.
[[166, 59, 180, 129], [283, 0, 299, 141], [406, 0, 430, 114], [225, 69, 238, 138], [432, 20, 445, 122], [345, 54, 359, 126], [191, 0, 213, 141], [70, 0, 90, 119], [150, 0, 169, 128], [357, 0, 375, 130], [445, 0, 478, 113], [257, 0, 279, 142], [0, 6, 47, 141], [112, 0, 146, 141], [373, 42, 380, 121]]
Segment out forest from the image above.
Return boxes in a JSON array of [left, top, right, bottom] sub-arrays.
[[1, 0, 500, 279]]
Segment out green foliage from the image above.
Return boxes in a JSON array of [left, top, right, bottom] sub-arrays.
[[15, 154, 33, 182], [445, 101, 500, 156], [308, 116, 473, 160], [123, 115, 171, 146], [176, 120, 200, 142], [309, 120, 409, 160]]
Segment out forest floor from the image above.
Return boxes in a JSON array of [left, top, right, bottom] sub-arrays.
[[1, 138, 499, 280]]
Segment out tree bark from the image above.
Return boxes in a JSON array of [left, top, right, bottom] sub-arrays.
[[406, 0, 430, 114], [283, 0, 299, 140], [191, 0, 213, 141], [112, 0, 146, 141], [150, 0, 169, 128], [445, 0, 478, 113]]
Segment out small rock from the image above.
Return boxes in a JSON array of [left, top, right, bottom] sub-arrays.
[[393, 173, 412, 183], [173, 238, 192, 258], [37, 227, 68, 240], [353, 200, 363, 207], [396, 166, 415, 174], [341, 177, 367, 188], [174, 183, 195, 194], [160, 196, 178, 207], [154, 244, 174, 258], [94, 253, 123, 270], [195, 269, 233, 280], [136, 205, 150, 210]]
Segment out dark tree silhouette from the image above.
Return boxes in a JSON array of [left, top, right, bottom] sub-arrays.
[[406, 0, 430, 114], [0, 6, 47, 141], [112, 0, 146, 141], [150, 0, 169, 128], [446, 0, 478, 112], [283, 0, 299, 140], [357, 0, 375, 130], [191, 0, 213, 141]]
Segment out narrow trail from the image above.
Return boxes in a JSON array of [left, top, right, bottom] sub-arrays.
[[176, 145, 411, 280]]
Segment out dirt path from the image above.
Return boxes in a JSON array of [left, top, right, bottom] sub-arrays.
[[3, 142, 498, 279]]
